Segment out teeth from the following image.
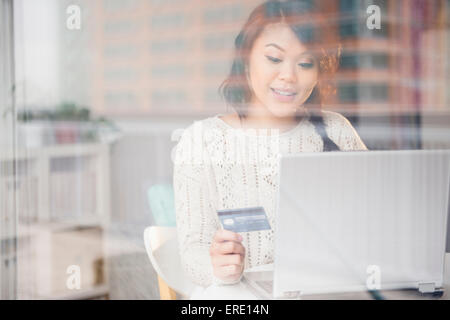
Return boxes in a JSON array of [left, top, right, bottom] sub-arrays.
[[273, 89, 295, 96]]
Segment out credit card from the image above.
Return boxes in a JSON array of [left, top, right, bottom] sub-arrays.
[[217, 206, 271, 233]]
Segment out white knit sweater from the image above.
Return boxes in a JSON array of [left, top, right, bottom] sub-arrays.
[[173, 111, 367, 287]]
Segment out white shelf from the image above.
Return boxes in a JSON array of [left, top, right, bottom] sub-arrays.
[[0, 143, 110, 161], [0, 143, 111, 226], [1, 143, 112, 299]]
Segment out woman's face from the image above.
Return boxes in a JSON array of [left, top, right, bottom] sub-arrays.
[[247, 23, 319, 118]]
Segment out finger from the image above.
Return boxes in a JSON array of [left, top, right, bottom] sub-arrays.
[[214, 229, 243, 243], [220, 264, 243, 278], [217, 241, 245, 255], [214, 253, 244, 267]]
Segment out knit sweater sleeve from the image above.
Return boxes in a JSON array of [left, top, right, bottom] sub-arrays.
[[173, 122, 224, 287]]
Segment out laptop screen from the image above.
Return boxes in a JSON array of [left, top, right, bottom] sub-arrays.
[[447, 187, 450, 253]]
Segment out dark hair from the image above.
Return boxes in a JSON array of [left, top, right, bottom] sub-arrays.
[[219, 0, 340, 151]]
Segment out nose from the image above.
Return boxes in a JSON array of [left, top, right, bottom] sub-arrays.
[[278, 62, 297, 83]]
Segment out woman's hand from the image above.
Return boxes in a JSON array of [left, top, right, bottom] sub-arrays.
[[209, 229, 245, 283]]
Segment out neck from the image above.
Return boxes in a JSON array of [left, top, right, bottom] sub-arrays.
[[241, 100, 306, 133]]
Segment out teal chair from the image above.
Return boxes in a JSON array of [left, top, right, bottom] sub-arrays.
[[147, 183, 176, 227]]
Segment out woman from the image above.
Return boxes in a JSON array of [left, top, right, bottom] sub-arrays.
[[173, 0, 367, 289]]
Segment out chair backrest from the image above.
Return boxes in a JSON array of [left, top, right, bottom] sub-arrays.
[[147, 183, 176, 226], [143, 226, 195, 298]]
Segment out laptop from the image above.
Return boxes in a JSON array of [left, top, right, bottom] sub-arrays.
[[243, 150, 450, 299]]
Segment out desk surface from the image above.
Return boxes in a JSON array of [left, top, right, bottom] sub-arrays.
[[191, 253, 450, 300]]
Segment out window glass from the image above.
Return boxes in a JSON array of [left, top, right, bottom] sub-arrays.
[[5, 0, 450, 300]]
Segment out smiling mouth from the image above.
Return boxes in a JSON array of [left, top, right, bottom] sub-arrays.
[[270, 88, 297, 96]]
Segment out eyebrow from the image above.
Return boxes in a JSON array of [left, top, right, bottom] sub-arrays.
[[264, 43, 313, 57], [265, 43, 285, 52]]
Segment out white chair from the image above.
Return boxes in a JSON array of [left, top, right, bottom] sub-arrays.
[[143, 226, 196, 299]]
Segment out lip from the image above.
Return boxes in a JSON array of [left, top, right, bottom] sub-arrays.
[[270, 87, 297, 103]]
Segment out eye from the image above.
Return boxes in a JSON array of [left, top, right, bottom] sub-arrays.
[[298, 62, 314, 69], [265, 55, 282, 63]]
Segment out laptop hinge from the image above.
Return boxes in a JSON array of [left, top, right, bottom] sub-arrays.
[[277, 291, 301, 299], [418, 282, 436, 294]]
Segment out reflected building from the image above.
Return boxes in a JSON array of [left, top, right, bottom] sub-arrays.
[[332, 0, 450, 115], [84, 0, 264, 117], [56, 0, 449, 120]]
